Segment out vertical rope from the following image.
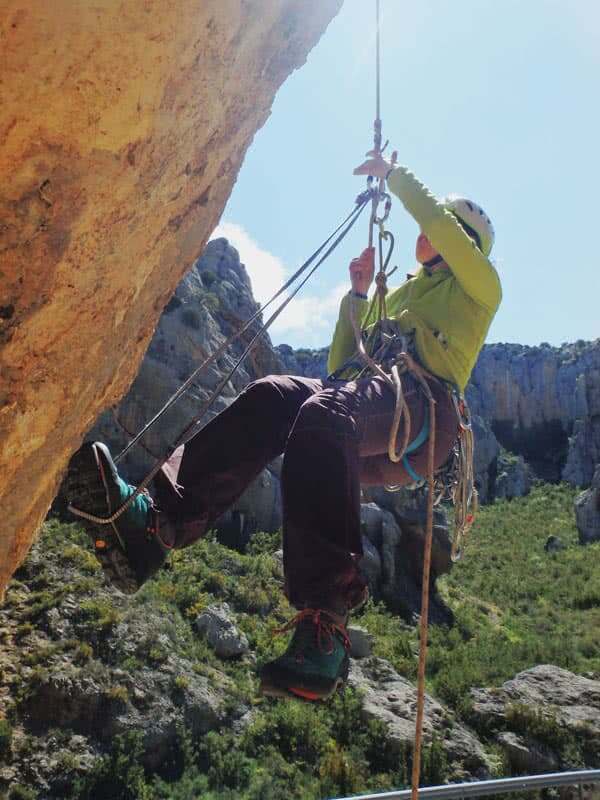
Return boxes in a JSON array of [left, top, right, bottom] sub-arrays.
[[369, 0, 382, 248], [411, 386, 436, 800], [375, 0, 381, 128]]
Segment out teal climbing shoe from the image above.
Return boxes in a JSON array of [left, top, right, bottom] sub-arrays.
[[260, 608, 351, 701], [64, 442, 171, 594]]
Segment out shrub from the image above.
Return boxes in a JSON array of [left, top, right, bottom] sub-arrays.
[[105, 685, 129, 704], [505, 703, 581, 760], [181, 308, 201, 330], [73, 732, 152, 800], [201, 269, 217, 288], [0, 718, 13, 760], [77, 599, 122, 636], [9, 786, 36, 800]]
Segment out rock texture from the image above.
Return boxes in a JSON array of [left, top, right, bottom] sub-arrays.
[[0, 0, 342, 595], [2, 521, 600, 796], [494, 451, 534, 501], [362, 489, 454, 624], [88, 238, 285, 484], [470, 665, 600, 770], [0, 533, 241, 793], [575, 465, 600, 545], [468, 341, 600, 486], [194, 603, 249, 659], [349, 657, 491, 781]]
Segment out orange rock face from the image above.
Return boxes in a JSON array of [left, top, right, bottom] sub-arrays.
[[0, 0, 341, 595]]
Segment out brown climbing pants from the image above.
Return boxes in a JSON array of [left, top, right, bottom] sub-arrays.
[[154, 373, 458, 612]]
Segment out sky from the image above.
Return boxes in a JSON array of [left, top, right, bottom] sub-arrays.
[[211, 0, 600, 350]]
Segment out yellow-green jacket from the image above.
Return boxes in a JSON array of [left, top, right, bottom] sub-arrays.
[[327, 166, 502, 392]]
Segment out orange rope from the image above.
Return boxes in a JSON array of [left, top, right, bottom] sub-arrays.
[[411, 381, 436, 800]]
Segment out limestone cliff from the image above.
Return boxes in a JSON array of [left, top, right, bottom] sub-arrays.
[[0, 0, 342, 594], [469, 341, 600, 485]]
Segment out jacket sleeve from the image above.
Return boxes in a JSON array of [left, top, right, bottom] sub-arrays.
[[387, 166, 502, 310], [327, 292, 369, 374]]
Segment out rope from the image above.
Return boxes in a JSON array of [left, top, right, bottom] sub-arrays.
[[115, 198, 369, 464], [410, 374, 436, 800], [447, 395, 478, 561], [68, 197, 370, 526]]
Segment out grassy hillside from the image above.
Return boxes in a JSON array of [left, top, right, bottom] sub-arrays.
[[1, 483, 598, 799]]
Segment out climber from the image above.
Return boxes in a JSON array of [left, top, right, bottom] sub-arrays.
[[65, 154, 501, 702]]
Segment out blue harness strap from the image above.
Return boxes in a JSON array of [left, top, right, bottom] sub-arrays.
[[401, 404, 430, 483]]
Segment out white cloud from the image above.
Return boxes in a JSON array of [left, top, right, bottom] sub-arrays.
[[211, 222, 287, 308], [210, 222, 348, 347]]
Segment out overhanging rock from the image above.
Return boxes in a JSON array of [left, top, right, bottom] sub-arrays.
[[0, 0, 342, 595]]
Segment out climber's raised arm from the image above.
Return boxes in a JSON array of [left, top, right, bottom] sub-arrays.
[[327, 248, 374, 375], [354, 156, 501, 311]]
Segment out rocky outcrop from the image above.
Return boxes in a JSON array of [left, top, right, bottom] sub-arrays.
[[88, 238, 285, 483], [468, 341, 600, 486], [575, 465, 600, 545], [494, 451, 534, 501], [349, 657, 491, 781], [0, 532, 242, 793], [194, 603, 249, 659], [2, 515, 600, 796], [0, 0, 342, 595], [361, 491, 454, 625], [470, 665, 600, 771], [276, 344, 329, 379]]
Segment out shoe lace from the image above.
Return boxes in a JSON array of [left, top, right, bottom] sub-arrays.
[[274, 608, 351, 656]]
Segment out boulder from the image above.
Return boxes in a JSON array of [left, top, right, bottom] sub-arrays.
[[348, 657, 491, 780], [470, 665, 600, 766], [496, 730, 559, 774], [575, 465, 600, 545], [358, 534, 382, 592], [215, 464, 283, 552], [347, 625, 374, 659], [472, 414, 501, 502], [363, 489, 453, 624], [494, 451, 534, 500], [194, 603, 249, 659]]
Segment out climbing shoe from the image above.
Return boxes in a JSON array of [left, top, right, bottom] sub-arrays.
[[63, 442, 171, 594], [259, 608, 351, 701]]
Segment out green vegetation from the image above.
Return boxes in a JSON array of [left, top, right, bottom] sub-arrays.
[[0, 718, 13, 760], [75, 692, 446, 800], [504, 704, 583, 765], [3, 483, 599, 798], [429, 483, 600, 712], [8, 786, 37, 800]]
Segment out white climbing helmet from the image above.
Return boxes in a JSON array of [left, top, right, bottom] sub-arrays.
[[443, 195, 495, 257]]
